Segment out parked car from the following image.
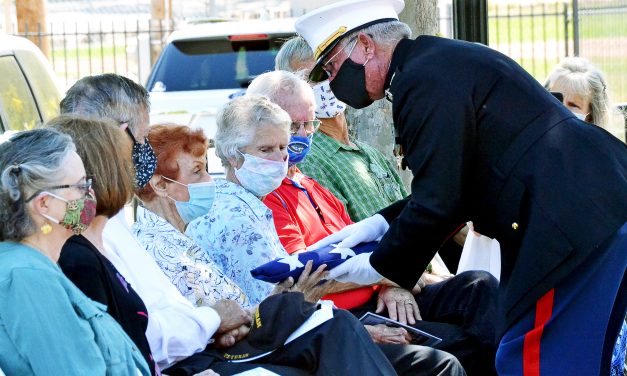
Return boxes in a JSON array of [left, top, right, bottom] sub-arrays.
[[146, 18, 296, 174], [0, 35, 61, 141]]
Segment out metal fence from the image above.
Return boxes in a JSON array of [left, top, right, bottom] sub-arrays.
[[488, 1, 573, 81], [437, 0, 627, 103], [8, 0, 627, 104], [577, 0, 627, 106], [12, 19, 176, 89]]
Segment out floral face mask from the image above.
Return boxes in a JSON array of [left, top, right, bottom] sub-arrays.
[[41, 192, 98, 235]]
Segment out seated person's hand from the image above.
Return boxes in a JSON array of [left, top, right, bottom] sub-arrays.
[[212, 324, 251, 349], [453, 223, 470, 247], [288, 260, 336, 303], [211, 299, 252, 334], [376, 285, 421, 325], [422, 272, 450, 286], [411, 275, 426, 295], [365, 324, 411, 345], [271, 277, 293, 295]]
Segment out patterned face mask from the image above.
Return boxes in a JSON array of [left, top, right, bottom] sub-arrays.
[[41, 192, 97, 235], [126, 128, 157, 188], [313, 80, 347, 119]]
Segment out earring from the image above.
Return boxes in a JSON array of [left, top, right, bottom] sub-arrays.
[[40, 222, 52, 235]]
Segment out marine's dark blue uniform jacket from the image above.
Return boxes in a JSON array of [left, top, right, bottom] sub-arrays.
[[371, 36, 627, 328]]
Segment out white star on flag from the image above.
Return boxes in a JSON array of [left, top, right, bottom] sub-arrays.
[[329, 245, 356, 260], [277, 254, 305, 271]]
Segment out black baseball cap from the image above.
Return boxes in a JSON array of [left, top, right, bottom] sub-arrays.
[[218, 292, 317, 362]]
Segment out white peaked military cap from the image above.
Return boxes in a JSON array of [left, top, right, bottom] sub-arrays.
[[295, 0, 405, 82]]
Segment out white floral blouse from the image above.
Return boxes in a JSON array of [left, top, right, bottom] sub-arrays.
[[132, 205, 249, 308], [185, 179, 287, 306]]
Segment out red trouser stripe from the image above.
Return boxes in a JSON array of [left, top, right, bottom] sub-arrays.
[[522, 288, 555, 376]]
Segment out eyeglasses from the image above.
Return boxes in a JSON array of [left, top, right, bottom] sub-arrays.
[[322, 37, 358, 77], [290, 120, 321, 135], [48, 178, 93, 195], [26, 178, 93, 202]]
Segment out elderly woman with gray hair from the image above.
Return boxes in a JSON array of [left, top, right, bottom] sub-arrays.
[[185, 95, 332, 306], [0, 129, 149, 375]]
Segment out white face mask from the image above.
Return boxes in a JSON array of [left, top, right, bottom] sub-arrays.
[[313, 80, 347, 119], [572, 111, 589, 121], [234, 152, 288, 197]]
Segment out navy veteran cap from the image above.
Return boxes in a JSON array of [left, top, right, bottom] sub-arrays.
[[219, 292, 317, 362], [295, 0, 405, 82]]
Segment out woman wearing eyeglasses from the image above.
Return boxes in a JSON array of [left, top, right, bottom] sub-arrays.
[[46, 116, 158, 375], [0, 128, 149, 375]]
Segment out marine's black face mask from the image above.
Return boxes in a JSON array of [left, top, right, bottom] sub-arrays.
[[329, 58, 374, 109]]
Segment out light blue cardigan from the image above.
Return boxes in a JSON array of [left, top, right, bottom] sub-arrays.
[[0, 242, 150, 375]]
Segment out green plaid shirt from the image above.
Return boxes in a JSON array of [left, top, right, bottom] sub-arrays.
[[298, 132, 408, 221]]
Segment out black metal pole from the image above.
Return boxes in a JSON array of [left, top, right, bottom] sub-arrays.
[[453, 0, 489, 45]]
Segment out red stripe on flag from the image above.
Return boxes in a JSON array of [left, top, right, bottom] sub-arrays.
[[522, 288, 555, 376]]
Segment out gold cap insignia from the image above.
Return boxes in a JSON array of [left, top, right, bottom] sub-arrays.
[[314, 26, 347, 60]]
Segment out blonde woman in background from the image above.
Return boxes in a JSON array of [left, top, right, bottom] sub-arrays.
[[545, 57, 624, 140]]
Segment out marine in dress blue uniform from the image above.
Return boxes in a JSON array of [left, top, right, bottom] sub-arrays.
[[296, 1, 627, 374]]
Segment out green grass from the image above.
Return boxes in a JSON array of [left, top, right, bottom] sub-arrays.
[[591, 57, 627, 104], [50, 45, 127, 61], [489, 3, 570, 46], [487, 3, 627, 102], [488, 5, 627, 46], [578, 14, 627, 39]]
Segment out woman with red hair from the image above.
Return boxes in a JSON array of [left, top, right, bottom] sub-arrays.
[[133, 124, 250, 308]]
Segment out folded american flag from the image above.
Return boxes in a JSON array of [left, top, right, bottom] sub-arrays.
[[250, 242, 378, 283]]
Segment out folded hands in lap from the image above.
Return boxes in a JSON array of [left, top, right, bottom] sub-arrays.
[[211, 299, 253, 348]]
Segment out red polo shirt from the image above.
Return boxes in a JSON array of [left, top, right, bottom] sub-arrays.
[[263, 169, 376, 309]]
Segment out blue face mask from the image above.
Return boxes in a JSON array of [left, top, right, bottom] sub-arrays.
[[287, 134, 313, 165], [163, 177, 215, 224]]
